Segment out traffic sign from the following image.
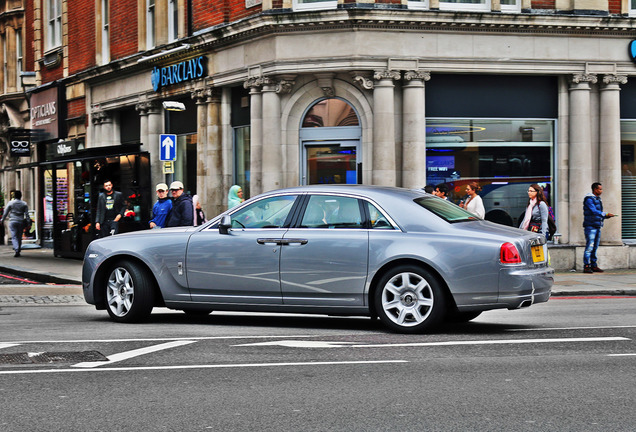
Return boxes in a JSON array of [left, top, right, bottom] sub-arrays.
[[159, 134, 177, 161], [163, 161, 174, 174]]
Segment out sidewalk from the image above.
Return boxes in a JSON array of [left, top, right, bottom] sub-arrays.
[[1, 244, 636, 301]]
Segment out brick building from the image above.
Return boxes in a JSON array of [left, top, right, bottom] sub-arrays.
[[3, 0, 636, 267]]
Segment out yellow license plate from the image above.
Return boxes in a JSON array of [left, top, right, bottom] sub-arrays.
[[531, 245, 545, 263]]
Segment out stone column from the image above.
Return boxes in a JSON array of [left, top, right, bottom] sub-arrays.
[[568, 74, 597, 245], [373, 70, 401, 186], [402, 70, 430, 189], [91, 112, 103, 148], [599, 74, 627, 245], [100, 111, 114, 146], [261, 76, 294, 192], [206, 89, 224, 217], [146, 102, 164, 186], [135, 101, 150, 149], [244, 77, 263, 196]]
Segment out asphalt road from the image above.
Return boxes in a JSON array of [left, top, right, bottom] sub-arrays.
[[1, 298, 635, 431]]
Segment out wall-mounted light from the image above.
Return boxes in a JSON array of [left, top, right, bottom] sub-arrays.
[[162, 101, 186, 112]]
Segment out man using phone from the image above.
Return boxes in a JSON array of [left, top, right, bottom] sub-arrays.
[[582, 182, 615, 273]]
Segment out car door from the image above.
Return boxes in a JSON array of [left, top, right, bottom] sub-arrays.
[[279, 194, 369, 307], [186, 194, 299, 305]]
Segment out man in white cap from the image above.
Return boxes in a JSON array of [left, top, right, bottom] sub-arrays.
[[165, 180, 193, 227], [149, 183, 172, 229]]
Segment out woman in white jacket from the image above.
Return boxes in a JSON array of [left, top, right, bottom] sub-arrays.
[[460, 182, 485, 218]]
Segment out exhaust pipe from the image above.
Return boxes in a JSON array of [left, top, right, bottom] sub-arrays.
[[518, 300, 533, 309]]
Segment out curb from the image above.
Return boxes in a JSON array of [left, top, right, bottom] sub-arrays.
[[0, 265, 81, 285]]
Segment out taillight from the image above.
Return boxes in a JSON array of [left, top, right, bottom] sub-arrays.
[[500, 242, 522, 264]]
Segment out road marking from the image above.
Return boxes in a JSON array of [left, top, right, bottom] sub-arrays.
[[607, 353, 636, 357], [73, 340, 196, 368], [0, 360, 408, 375], [508, 325, 636, 332], [235, 341, 358, 348], [0, 343, 20, 350], [0, 335, 324, 345], [236, 336, 629, 349]]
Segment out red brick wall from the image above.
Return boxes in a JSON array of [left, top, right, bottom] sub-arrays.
[[24, 0, 34, 71], [192, 0, 226, 30], [531, 0, 555, 9], [67, 0, 96, 75], [608, 0, 621, 14], [109, 0, 138, 60], [67, 98, 85, 119], [228, 0, 260, 21]]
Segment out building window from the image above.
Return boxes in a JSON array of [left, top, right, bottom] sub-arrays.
[[426, 118, 554, 227], [292, 0, 338, 12], [2, 35, 7, 91], [407, 0, 430, 9], [631, 0, 636, 17], [168, 0, 178, 42], [438, 0, 491, 12], [234, 126, 251, 199], [500, 0, 521, 12], [16, 30, 23, 90], [621, 121, 636, 238], [101, 0, 110, 63], [46, 0, 62, 50], [147, 0, 155, 49], [302, 99, 360, 128]]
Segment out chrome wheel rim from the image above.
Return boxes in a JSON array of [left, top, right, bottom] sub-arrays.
[[381, 272, 433, 327], [106, 267, 134, 317]]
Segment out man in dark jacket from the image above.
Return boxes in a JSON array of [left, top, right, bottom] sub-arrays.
[[166, 181, 193, 227], [583, 182, 615, 273], [95, 180, 125, 237]]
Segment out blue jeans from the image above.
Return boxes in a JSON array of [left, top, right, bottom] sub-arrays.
[[583, 226, 601, 266]]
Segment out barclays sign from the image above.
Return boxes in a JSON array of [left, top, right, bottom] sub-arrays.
[[151, 56, 206, 92]]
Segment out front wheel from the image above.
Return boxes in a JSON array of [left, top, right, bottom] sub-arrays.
[[105, 260, 155, 323], [374, 265, 446, 333]]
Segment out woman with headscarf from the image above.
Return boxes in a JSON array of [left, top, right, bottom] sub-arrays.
[[519, 183, 549, 238], [227, 185, 244, 209]]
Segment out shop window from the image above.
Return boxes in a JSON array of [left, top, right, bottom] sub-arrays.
[[292, 0, 337, 12], [621, 121, 636, 238], [438, 0, 491, 11], [234, 126, 251, 199], [302, 99, 359, 128], [426, 119, 554, 228], [46, 0, 62, 50]]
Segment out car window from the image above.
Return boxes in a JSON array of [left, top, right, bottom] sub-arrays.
[[231, 195, 296, 228], [300, 195, 363, 229], [367, 202, 394, 229], [414, 196, 479, 223]]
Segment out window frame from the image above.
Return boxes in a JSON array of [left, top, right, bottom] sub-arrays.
[[146, 0, 156, 49], [101, 0, 110, 63], [292, 0, 338, 12], [168, 0, 178, 42], [46, 0, 62, 51], [438, 0, 492, 12]]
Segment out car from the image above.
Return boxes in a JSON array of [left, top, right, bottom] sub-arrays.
[[82, 185, 553, 333]]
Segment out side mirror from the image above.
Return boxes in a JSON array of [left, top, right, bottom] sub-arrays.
[[219, 214, 232, 234]]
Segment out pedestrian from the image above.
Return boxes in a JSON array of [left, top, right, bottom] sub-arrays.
[[460, 182, 485, 218], [95, 179, 125, 237], [165, 181, 194, 227], [583, 182, 616, 273], [423, 185, 435, 194], [1, 190, 30, 257], [227, 185, 244, 209], [192, 195, 207, 226], [519, 183, 549, 239], [435, 183, 449, 200], [149, 183, 172, 229]]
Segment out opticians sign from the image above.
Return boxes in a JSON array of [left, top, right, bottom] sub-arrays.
[[151, 56, 206, 92]]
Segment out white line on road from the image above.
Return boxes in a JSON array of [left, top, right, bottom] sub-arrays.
[[507, 325, 636, 332], [0, 360, 408, 375], [0, 343, 20, 350], [607, 353, 636, 357], [73, 340, 197, 368], [236, 336, 630, 349], [0, 335, 324, 345]]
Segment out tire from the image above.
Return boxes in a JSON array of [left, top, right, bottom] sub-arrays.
[[374, 265, 446, 333], [105, 260, 155, 323], [446, 310, 482, 323]]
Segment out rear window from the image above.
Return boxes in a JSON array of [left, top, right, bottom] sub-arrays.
[[414, 197, 479, 223]]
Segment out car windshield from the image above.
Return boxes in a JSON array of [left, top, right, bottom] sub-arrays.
[[414, 197, 479, 223]]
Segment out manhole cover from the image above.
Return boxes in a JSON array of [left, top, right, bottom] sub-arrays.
[[0, 351, 107, 365]]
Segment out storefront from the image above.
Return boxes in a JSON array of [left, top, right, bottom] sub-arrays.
[[40, 142, 150, 258]]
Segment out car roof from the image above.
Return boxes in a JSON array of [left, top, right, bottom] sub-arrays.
[[262, 184, 427, 201]]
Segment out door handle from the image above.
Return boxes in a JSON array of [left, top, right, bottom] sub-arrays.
[[257, 238, 283, 245], [278, 238, 308, 245]]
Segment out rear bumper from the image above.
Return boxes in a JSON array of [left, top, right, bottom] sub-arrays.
[[498, 265, 554, 308]]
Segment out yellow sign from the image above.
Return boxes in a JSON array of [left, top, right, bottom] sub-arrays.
[[531, 245, 545, 263], [163, 161, 174, 174]]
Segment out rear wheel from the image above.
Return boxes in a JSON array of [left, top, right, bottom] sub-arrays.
[[105, 260, 155, 323], [374, 265, 446, 333]]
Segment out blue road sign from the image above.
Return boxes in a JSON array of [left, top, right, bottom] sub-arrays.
[[160, 134, 177, 161]]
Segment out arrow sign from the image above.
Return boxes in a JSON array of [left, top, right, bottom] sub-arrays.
[[160, 134, 177, 161]]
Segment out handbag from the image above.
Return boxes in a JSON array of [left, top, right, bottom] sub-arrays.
[[528, 220, 541, 233]]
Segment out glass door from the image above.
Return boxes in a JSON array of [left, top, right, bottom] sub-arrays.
[[303, 142, 359, 185]]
